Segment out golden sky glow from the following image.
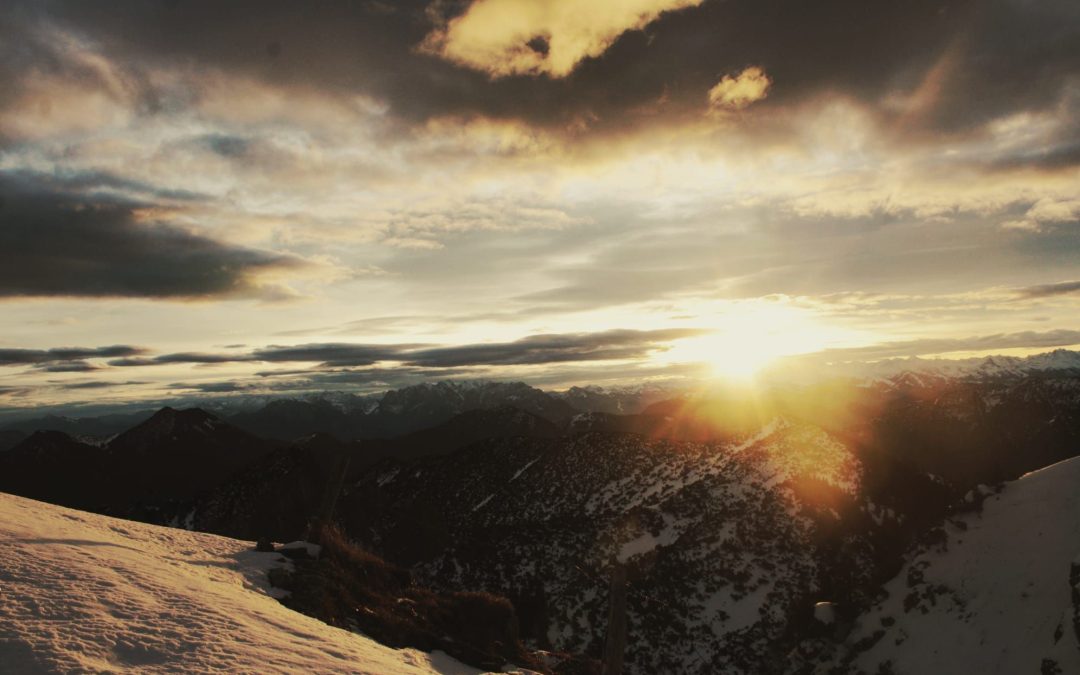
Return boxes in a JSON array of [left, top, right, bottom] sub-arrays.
[[0, 0, 1078, 410]]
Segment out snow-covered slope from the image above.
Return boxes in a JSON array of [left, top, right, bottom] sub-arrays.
[[826, 456, 1080, 674], [0, 492, 478, 674]]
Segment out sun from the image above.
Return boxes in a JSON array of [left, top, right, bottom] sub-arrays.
[[655, 300, 854, 381], [704, 344, 778, 380], [665, 331, 785, 381]]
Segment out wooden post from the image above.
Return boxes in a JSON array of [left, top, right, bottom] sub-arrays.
[[602, 561, 628, 675], [307, 450, 351, 544]]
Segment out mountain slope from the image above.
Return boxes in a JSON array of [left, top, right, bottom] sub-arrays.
[[0, 428, 26, 451], [343, 420, 905, 673], [820, 456, 1080, 675], [191, 433, 359, 541], [0, 410, 155, 441], [224, 381, 577, 441], [554, 385, 679, 415], [0, 431, 107, 509], [0, 408, 278, 520], [103, 407, 277, 507], [229, 398, 360, 441], [191, 407, 562, 542], [0, 492, 477, 674], [365, 381, 577, 438], [850, 371, 1080, 487], [385, 406, 562, 461]]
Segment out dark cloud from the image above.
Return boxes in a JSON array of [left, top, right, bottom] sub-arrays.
[[3, 0, 1076, 142], [989, 143, 1080, 172], [12, 169, 206, 203], [1014, 280, 1080, 299], [197, 134, 254, 159], [0, 173, 301, 299], [168, 365, 475, 395], [251, 343, 421, 367], [0, 345, 144, 367], [106, 329, 703, 371], [812, 329, 1080, 362], [169, 381, 254, 393], [107, 353, 245, 367], [35, 361, 102, 373], [254, 367, 471, 393], [403, 328, 705, 367], [153, 352, 249, 365], [110, 343, 420, 368], [51, 380, 149, 390]]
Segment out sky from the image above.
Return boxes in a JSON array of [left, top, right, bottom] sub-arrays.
[[0, 0, 1079, 409]]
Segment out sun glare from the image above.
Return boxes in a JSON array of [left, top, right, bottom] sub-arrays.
[[667, 331, 785, 380], [659, 301, 856, 381]]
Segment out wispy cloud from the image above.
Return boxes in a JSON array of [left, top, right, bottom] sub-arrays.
[[1014, 280, 1080, 299], [810, 329, 1080, 362]]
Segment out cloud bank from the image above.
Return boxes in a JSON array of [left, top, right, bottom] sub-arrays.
[[0, 174, 301, 299]]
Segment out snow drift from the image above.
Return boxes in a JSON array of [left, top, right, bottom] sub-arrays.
[[830, 455, 1080, 674], [0, 492, 479, 674]]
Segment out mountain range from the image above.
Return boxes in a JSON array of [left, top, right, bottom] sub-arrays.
[[2, 352, 1080, 673]]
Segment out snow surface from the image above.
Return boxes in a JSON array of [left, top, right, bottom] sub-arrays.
[[835, 455, 1080, 674], [0, 492, 481, 674], [813, 602, 836, 626]]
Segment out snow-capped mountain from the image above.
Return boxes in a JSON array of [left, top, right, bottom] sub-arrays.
[[553, 383, 684, 415], [0, 491, 476, 674], [840, 348, 1080, 383]]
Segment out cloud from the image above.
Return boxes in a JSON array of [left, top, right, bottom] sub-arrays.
[[35, 362, 102, 373], [4, 0, 1077, 145], [168, 365, 479, 396], [197, 134, 254, 159], [104, 329, 705, 371], [53, 380, 148, 390], [108, 343, 419, 368], [9, 170, 205, 204], [403, 328, 705, 367], [168, 381, 255, 394], [107, 353, 247, 367], [707, 67, 771, 111], [1001, 197, 1080, 232], [0, 346, 144, 367], [421, 0, 705, 78], [251, 344, 422, 367], [811, 329, 1080, 362], [0, 173, 303, 299], [1014, 280, 1080, 299]]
